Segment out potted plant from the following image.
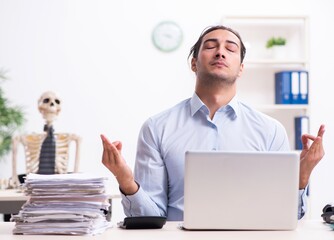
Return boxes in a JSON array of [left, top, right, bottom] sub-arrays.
[[266, 37, 287, 59], [266, 37, 286, 48], [0, 70, 25, 161]]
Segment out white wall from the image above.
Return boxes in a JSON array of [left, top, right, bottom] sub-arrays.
[[0, 0, 333, 222]]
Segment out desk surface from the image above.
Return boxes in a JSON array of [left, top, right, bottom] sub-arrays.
[[0, 220, 333, 240], [0, 189, 27, 201]]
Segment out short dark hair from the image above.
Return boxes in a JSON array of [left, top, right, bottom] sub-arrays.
[[188, 25, 246, 63]]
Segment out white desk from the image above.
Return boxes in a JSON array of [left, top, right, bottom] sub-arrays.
[[0, 220, 333, 240], [0, 189, 121, 220]]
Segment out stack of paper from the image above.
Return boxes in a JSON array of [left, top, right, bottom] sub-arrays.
[[11, 173, 111, 235]]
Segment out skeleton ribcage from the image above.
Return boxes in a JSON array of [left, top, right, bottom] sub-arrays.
[[21, 133, 72, 174]]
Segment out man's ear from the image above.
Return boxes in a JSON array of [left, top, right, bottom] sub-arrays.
[[191, 58, 197, 72], [237, 63, 244, 78]]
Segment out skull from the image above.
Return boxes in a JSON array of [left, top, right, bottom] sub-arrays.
[[38, 91, 61, 125]]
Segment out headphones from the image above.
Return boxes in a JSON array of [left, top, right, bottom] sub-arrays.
[[321, 204, 334, 224]]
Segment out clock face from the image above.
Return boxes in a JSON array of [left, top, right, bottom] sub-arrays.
[[152, 21, 183, 52]]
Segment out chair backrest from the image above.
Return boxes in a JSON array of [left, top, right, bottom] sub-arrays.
[[10, 132, 81, 188]]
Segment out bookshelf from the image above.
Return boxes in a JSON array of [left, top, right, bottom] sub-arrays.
[[222, 15, 310, 150]]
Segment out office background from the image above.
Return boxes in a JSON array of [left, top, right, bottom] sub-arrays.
[[0, 0, 332, 221]]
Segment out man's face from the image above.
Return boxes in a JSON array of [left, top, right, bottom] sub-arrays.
[[192, 29, 244, 85]]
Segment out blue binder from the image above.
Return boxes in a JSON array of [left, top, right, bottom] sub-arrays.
[[275, 71, 291, 104], [294, 116, 309, 150], [297, 71, 309, 104], [290, 72, 299, 104]]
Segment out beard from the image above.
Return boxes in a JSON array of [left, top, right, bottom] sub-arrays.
[[197, 70, 237, 88]]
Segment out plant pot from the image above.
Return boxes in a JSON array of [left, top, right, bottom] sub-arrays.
[[270, 45, 287, 59]]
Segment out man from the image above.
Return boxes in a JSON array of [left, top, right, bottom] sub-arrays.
[[101, 25, 325, 221]]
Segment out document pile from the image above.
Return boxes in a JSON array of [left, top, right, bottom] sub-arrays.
[[11, 173, 111, 235]]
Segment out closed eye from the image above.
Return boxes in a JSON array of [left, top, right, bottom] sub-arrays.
[[226, 47, 235, 52], [226, 41, 238, 52], [204, 43, 217, 50], [203, 39, 218, 50]]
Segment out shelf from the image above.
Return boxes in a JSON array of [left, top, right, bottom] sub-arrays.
[[222, 15, 307, 25], [245, 59, 308, 65], [255, 104, 309, 111], [222, 16, 308, 30]]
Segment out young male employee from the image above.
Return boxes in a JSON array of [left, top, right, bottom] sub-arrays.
[[101, 25, 325, 221]]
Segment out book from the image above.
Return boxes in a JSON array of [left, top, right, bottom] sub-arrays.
[[298, 71, 309, 104], [294, 116, 309, 150], [275, 71, 291, 104], [291, 72, 299, 104]]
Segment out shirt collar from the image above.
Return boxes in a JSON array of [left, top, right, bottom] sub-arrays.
[[190, 93, 239, 118]]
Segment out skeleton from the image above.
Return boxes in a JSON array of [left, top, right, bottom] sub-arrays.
[[10, 91, 81, 188]]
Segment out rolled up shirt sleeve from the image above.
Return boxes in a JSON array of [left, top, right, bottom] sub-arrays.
[[298, 186, 308, 219]]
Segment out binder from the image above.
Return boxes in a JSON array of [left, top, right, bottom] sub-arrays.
[[294, 116, 309, 150], [291, 72, 299, 103], [275, 71, 291, 104], [298, 71, 309, 104], [275, 71, 309, 105]]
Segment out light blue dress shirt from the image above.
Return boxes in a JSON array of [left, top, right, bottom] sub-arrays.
[[121, 93, 307, 220]]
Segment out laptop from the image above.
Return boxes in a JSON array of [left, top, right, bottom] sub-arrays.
[[182, 150, 300, 230]]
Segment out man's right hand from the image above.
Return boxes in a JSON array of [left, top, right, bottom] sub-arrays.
[[100, 134, 139, 195]]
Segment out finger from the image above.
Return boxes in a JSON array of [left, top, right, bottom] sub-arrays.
[[301, 134, 309, 150], [308, 126, 325, 149], [308, 137, 324, 161], [302, 134, 317, 142], [113, 141, 122, 152], [317, 124, 325, 138], [101, 148, 112, 169], [302, 134, 323, 153], [101, 135, 118, 156], [100, 135, 122, 153], [301, 125, 325, 144], [100, 135, 111, 155], [101, 134, 113, 145], [100, 134, 117, 166], [111, 147, 122, 165], [313, 136, 324, 151], [100, 134, 109, 160]]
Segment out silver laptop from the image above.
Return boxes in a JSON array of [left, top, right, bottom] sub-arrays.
[[182, 151, 300, 230]]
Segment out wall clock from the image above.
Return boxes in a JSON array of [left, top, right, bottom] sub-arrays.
[[152, 21, 183, 52]]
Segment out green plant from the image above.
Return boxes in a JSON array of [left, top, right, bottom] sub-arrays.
[[0, 70, 25, 159], [266, 37, 286, 48]]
